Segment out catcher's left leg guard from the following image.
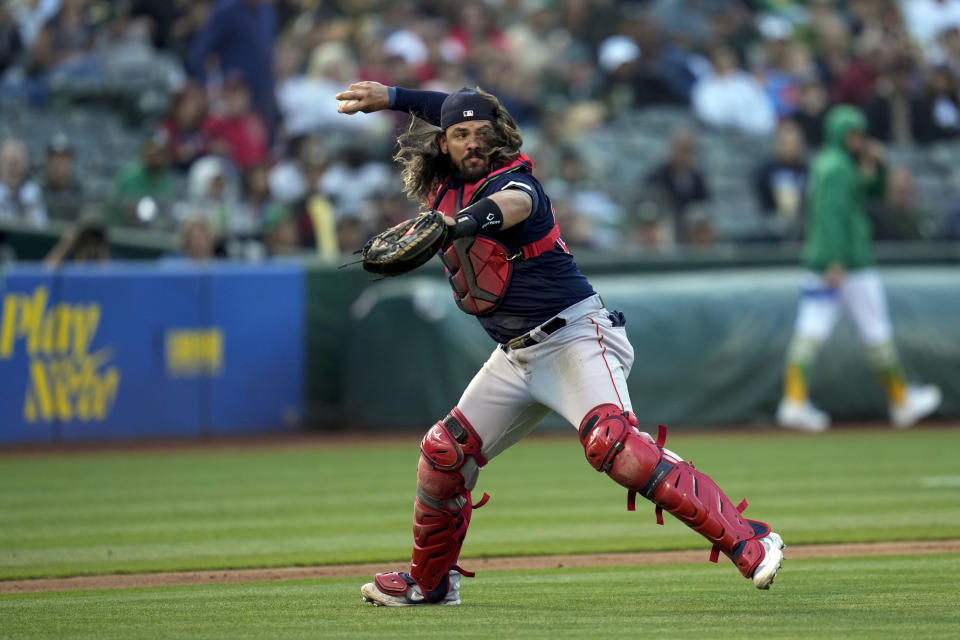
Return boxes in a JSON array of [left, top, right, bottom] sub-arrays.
[[362, 408, 489, 606], [579, 404, 784, 588]]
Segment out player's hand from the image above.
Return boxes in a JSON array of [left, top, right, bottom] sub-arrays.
[[825, 263, 846, 289], [336, 81, 390, 114], [864, 139, 885, 163]]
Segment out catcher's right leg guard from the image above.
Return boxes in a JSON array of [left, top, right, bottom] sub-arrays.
[[578, 404, 784, 589], [361, 408, 489, 606]]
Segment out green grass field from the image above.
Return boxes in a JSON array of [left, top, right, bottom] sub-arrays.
[[2, 426, 959, 638], [2, 555, 958, 639]]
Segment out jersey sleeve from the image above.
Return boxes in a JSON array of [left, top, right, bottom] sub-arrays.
[[486, 171, 541, 214], [389, 87, 448, 127]]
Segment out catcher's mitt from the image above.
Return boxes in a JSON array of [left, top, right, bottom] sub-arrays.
[[361, 211, 448, 276]]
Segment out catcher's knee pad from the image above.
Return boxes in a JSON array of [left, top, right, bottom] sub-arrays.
[[411, 408, 489, 599], [579, 403, 770, 579], [578, 404, 666, 492]]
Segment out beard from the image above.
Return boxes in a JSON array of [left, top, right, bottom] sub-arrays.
[[452, 151, 490, 182]]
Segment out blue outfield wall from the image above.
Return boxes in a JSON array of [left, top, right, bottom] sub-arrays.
[[0, 262, 304, 444]]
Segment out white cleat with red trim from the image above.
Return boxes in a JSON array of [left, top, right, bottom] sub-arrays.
[[361, 571, 461, 607], [751, 532, 786, 590]]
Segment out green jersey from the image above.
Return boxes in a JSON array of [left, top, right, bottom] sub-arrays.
[[802, 106, 886, 272]]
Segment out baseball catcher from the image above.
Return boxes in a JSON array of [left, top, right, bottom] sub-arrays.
[[336, 82, 785, 607]]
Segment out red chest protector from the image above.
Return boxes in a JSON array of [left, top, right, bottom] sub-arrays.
[[431, 156, 566, 315]]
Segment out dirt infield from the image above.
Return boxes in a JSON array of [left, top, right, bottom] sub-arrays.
[[3, 539, 958, 594]]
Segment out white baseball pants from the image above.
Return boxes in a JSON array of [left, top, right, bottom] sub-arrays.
[[793, 269, 893, 346], [457, 294, 635, 464]]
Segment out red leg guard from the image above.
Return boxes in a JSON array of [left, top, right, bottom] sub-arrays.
[[579, 404, 770, 579], [405, 408, 487, 601], [650, 462, 770, 578]]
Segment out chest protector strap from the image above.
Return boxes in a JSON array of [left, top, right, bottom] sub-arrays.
[[440, 222, 564, 316]]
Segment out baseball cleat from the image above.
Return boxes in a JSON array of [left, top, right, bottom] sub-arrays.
[[776, 399, 829, 433], [890, 385, 941, 429], [751, 532, 786, 590], [361, 571, 461, 607]]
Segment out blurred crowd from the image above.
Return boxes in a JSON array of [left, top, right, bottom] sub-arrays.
[[2, 0, 960, 263]]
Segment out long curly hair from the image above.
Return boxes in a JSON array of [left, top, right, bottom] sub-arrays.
[[394, 88, 524, 205]]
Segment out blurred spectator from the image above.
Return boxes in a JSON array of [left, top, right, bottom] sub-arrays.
[[551, 197, 593, 249], [443, 4, 508, 62], [559, 0, 619, 51], [627, 204, 672, 252], [1, 3, 24, 75], [793, 77, 831, 148], [684, 205, 716, 246], [598, 33, 642, 109], [27, 0, 97, 77], [236, 162, 274, 228], [545, 42, 603, 106], [643, 128, 710, 243], [544, 149, 623, 248], [111, 132, 177, 208], [868, 167, 929, 240], [335, 214, 368, 256], [9, 0, 60, 52], [160, 83, 212, 172], [319, 146, 391, 222], [203, 73, 268, 170], [259, 202, 301, 256], [900, 0, 960, 55], [275, 40, 389, 137], [864, 54, 918, 145], [130, 0, 179, 50], [810, 8, 851, 93], [168, 1, 213, 63], [831, 30, 891, 108], [190, 0, 277, 130], [269, 133, 326, 205], [44, 217, 110, 267], [369, 190, 416, 234], [912, 65, 960, 144], [91, 3, 183, 91], [0, 137, 47, 227], [600, 17, 694, 108], [629, 13, 695, 92], [691, 43, 776, 135], [647, 0, 731, 49], [934, 25, 960, 77], [754, 15, 800, 117], [177, 214, 217, 261], [41, 133, 84, 220], [185, 155, 242, 235], [753, 119, 808, 238], [755, 18, 822, 119], [475, 50, 539, 126]]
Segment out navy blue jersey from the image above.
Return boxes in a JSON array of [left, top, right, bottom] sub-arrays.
[[466, 171, 595, 342], [390, 86, 596, 342]]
